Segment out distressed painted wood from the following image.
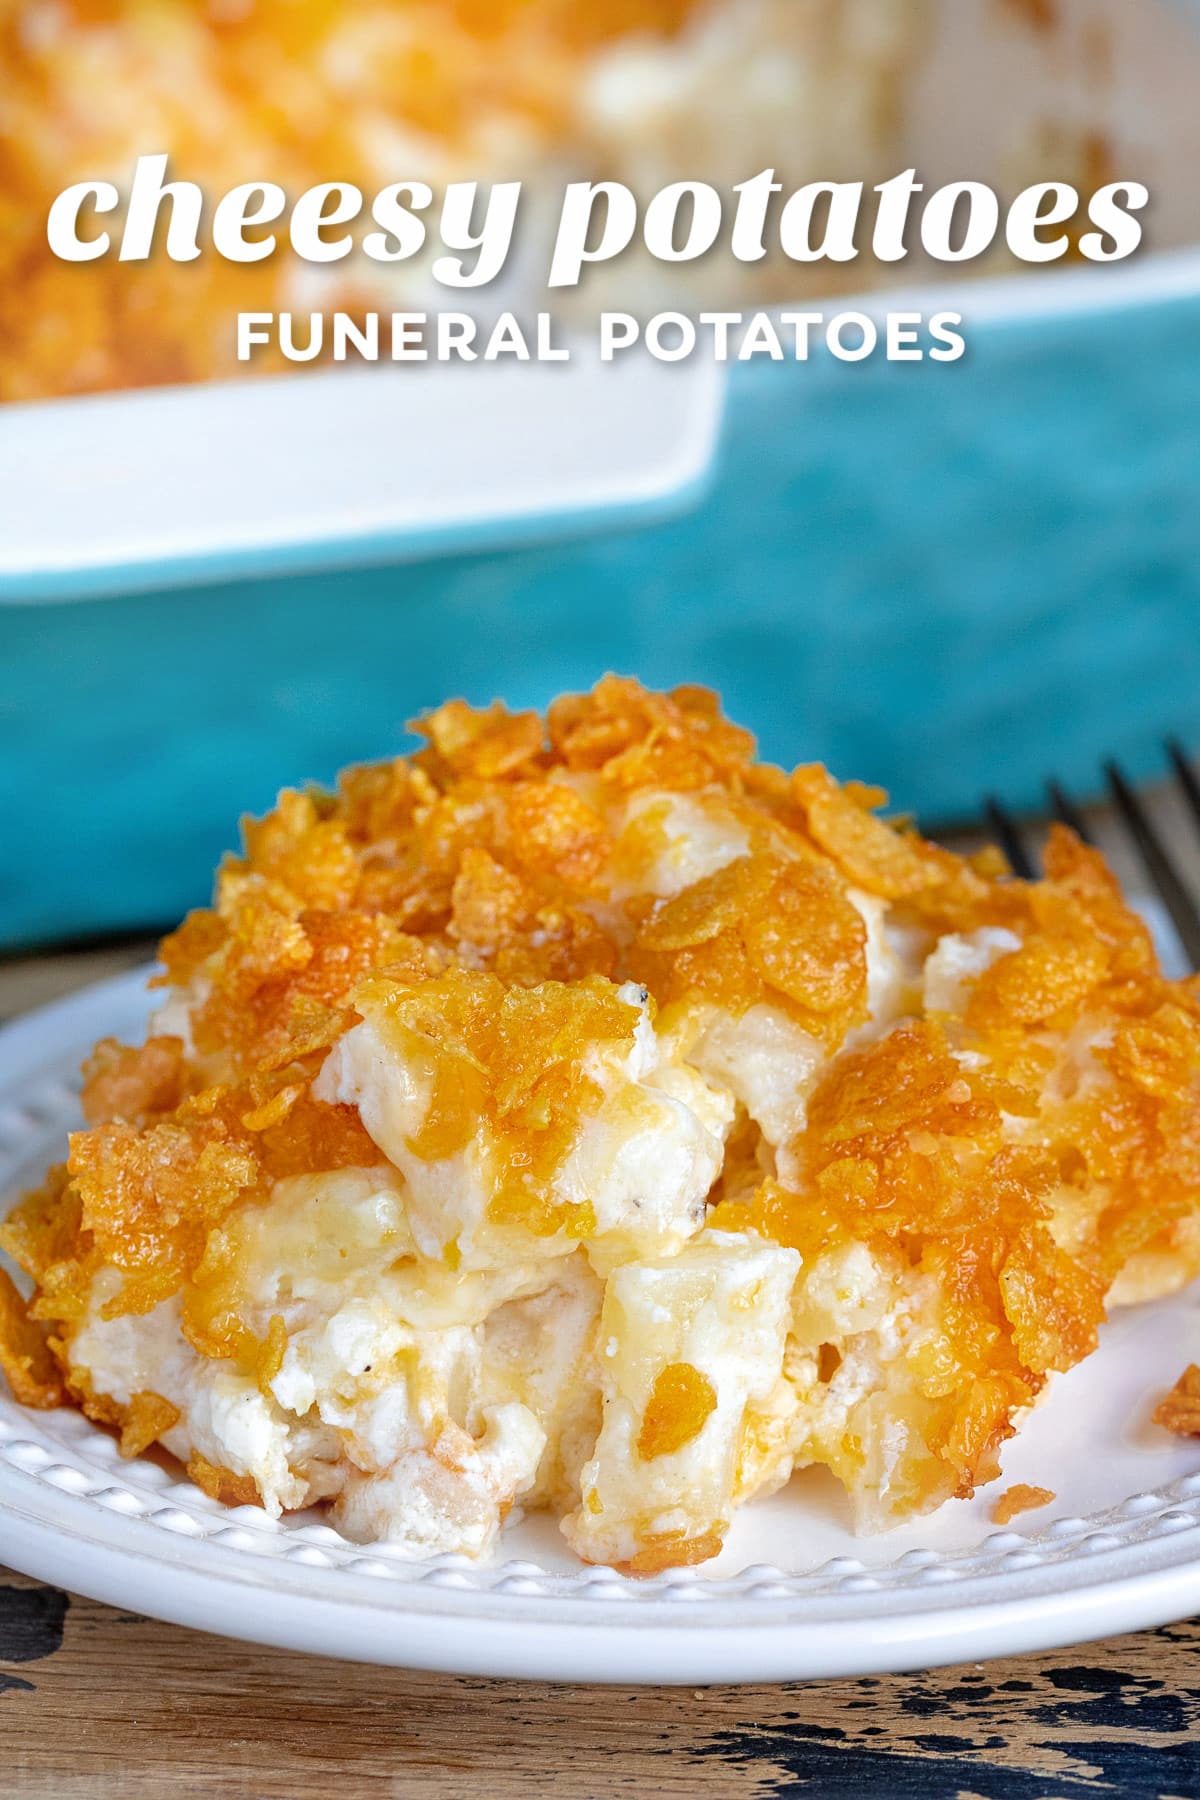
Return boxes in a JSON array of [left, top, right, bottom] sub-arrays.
[[0, 1571, 1198, 1798]]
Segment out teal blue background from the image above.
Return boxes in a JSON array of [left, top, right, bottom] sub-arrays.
[[4, 293, 1199, 949]]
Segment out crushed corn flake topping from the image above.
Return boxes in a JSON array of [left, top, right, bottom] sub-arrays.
[[637, 1362, 718, 1460], [119, 1390, 182, 1461], [1153, 1365, 1200, 1439], [2, 678, 1199, 1567], [991, 1484, 1056, 1525], [187, 1454, 264, 1509], [0, 1267, 63, 1410]]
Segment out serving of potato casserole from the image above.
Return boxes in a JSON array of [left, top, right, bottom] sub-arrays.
[[3, 677, 1199, 1572]]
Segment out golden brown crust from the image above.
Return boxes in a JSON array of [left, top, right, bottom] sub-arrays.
[[626, 1530, 726, 1575], [186, 1455, 262, 1509], [119, 1391, 182, 1460], [0, 1267, 63, 1409], [991, 1484, 1056, 1525], [1152, 1365, 1200, 1439], [81, 1037, 192, 1128], [637, 1364, 718, 1461], [254, 1316, 289, 1401]]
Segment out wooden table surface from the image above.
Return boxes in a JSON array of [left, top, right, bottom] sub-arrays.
[[2, 942, 1200, 1800]]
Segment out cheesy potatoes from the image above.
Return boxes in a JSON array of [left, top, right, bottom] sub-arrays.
[[4, 678, 1200, 1571]]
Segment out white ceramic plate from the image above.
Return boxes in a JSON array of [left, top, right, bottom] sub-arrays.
[[2, 967, 1200, 1683]]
